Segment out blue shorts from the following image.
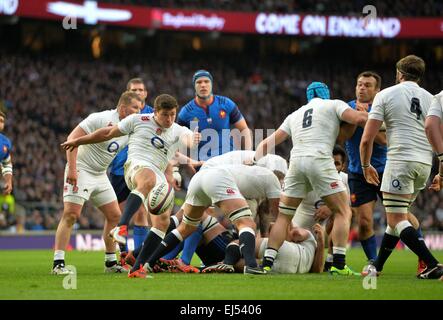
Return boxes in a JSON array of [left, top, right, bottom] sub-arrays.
[[348, 172, 383, 207], [109, 173, 130, 204]]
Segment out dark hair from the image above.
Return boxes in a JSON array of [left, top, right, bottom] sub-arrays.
[[117, 91, 143, 106], [396, 55, 425, 82], [154, 94, 179, 111], [333, 145, 347, 163], [357, 71, 382, 89], [126, 78, 146, 91]]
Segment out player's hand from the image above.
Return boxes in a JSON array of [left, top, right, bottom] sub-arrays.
[[314, 205, 332, 222], [66, 168, 78, 186], [185, 161, 203, 176], [356, 102, 370, 112], [3, 180, 12, 195], [61, 139, 79, 152], [312, 223, 325, 241], [429, 174, 443, 192], [192, 127, 201, 146], [362, 165, 380, 186]]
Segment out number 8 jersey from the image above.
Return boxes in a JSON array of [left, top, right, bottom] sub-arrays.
[[279, 98, 350, 159], [369, 81, 433, 165]]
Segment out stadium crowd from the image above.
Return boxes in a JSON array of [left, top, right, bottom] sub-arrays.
[[0, 51, 443, 232], [100, 0, 443, 17]]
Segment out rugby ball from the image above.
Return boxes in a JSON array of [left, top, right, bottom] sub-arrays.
[[147, 182, 175, 215]]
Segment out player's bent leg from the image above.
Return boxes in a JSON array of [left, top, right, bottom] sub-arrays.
[[99, 200, 128, 273], [116, 169, 157, 246], [323, 191, 358, 276], [356, 201, 378, 265], [262, 195, 302, 272], [52, 200, 82, 275]]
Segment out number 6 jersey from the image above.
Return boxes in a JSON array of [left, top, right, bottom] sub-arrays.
[[369, 81, 433, 165], [279, 98, 350, 160]]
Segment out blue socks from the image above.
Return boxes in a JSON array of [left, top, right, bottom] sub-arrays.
[[133, 225, 149, 251], [361, 234, 377, 261], [180, 224, 204, 265]]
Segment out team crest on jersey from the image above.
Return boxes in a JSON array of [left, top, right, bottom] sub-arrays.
[[2, 145, 7, 154], [226, 188, 236, 195], [141, 116, 150, 121], [219, 110, 226, 119], [351, 193, 357, 204], [156, 128, 163, 135]]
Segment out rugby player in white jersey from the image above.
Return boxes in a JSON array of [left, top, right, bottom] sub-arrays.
[[61, 94, 201, 275], [361, 55, 443, 279], [52, 91, 143, 275], [254, 82, 368, 276], [129, 163, 282, 277]]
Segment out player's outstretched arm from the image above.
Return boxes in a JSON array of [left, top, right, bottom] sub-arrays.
[[425, 115, 443, 154], [61, 125, 123, 151], [181, 127, 201, 149], [253, 129, 288, 163], [340, 109, 368, 128]]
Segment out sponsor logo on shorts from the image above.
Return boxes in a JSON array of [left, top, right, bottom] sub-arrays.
[[392, 179, 401, 190], [226, 188, 236, 195], [330, 181, 339, 189]]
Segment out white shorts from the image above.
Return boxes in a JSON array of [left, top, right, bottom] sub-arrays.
[[283, 156, 347, 199], [124, 160, 167, 191], [185, 168, 244, 207], [381, 160, 431, 200], [292, 210, 316, 231], [63, 166, 116, 207], [259, 233, 316, 274]]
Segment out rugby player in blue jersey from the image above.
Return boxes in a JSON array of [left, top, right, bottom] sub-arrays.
[[177, 70, 252, 161], [0, 111, 13, 195]]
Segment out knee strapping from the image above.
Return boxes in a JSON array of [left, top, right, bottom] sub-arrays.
[[183, 214, 201, 227], [383, 194, 410, 214], [201, 215, 218, 234], [279, 202, 298, 216], [228, 207, 252, 223]]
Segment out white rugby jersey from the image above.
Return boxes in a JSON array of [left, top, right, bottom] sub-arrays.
[[427, 90, 443, 119], [77, 109, 128, 174], [222, 164, 282, 202], [294, 171, 349, 218], [118, 113, 193, 172], [369, 81, 433, 165], [202, 150, 288, 174], [279, 98, 350, 159]]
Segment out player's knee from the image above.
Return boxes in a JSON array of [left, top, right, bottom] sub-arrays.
[[105, 211, 121, 224], [63, 210, 79, 226]]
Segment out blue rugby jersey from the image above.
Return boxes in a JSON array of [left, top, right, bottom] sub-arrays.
[[345, 100, 387, 174], [177, 95, 244, 161]]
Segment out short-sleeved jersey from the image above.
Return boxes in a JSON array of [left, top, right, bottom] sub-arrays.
[[109, 104, 153, 176], [77, 109, 128, 174], [279, 98, 350, 159], [345, 100, 387, 174], [177, 95, 244, 161], [369, 81, 433, 165], [118, 113, 193, 172], [427, 90, 443, 119], [0, 133, 12, 175], [216, 164, 281, 202], [201, 150, 288, 175]]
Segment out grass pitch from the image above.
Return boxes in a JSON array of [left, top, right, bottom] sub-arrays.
[[0, 248, 442, 300]]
